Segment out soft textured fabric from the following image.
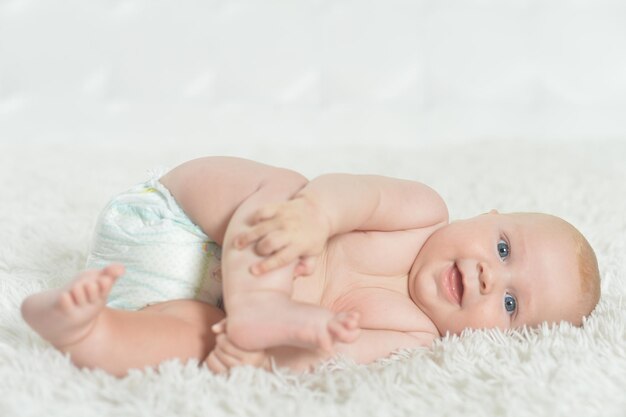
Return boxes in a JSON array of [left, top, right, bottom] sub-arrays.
[[1, 140, 624, 417], [86, 172, 223, 310]]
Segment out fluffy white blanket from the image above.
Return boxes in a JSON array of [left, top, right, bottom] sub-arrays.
[[1, 140, 624, 417]]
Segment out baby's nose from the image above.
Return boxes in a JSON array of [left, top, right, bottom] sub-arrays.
[[478, 262, 494, 294]]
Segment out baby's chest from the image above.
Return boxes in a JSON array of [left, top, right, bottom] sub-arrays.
[[329, 229, 425, 277], [295, 229, 435, 332], [321, 270, 429, 334], [326, 282, 430, 332]]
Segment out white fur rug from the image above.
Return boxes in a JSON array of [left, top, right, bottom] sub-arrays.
[[1, 140, 625, 417]]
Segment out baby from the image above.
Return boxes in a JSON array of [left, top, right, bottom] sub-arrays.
[[21, 156, 601, 376]]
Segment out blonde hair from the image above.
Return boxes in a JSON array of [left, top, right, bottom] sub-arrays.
[[548, 213, 601, 323], [573, 227, 601, 318]]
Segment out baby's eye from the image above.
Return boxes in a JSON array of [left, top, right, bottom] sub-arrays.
[[497, 239, 510, 260], [504, 293, 517, 315]]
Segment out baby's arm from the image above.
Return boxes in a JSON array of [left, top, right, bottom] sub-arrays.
[[237, 174, 449, 274], [262, 329, 436, 372], [338, 329, 436, 364], [298, 174, 448, 235]]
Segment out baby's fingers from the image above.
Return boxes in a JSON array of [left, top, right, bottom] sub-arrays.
[[215, 333, 244, 360], [250, 204, 279, 225], [250, 246, 300, 275], [294, 256, 318, 276], [234, 222, 277, 249], [205, 350, 229, 374], [206, 336, 251, 373], [255, 231, 289, 256]]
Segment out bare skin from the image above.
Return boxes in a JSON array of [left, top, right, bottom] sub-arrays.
[[21, 265, 226, 377], [21, 265, 123, 349], [225, 291, 360, 351], [158, 157, 366, 363], [21, 156, 589, 375], [21, 157, 447, 374], [160, 157, 446, 371], [21, 264, 359, 374]]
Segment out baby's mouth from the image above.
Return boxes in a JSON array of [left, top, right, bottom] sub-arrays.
[[449, 263, 464, 305]]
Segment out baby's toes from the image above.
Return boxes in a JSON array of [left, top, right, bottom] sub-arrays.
[[316, 330, 333, 352], [328, 320, 356, 344], [84, 280, 101, 303], [342, 311, 360, 330], [335, 311, 360, 330], [69, 281, 89, 306], [58, 291, 75, 313], [102, 263, 125, 279], [97, 274, 115, 296], [328, 312, 361, 344]]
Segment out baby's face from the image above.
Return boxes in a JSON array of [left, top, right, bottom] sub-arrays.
[[408, 211, 584, 336]]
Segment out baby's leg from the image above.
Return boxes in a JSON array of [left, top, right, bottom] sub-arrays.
[[225, 290, 360, 352], [21, 265, 224, 377], [221, 184, 359, 352], [161, 157, 360, 352]]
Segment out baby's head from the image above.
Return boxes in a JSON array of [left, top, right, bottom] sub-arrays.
[[408, 210, 600, 336]]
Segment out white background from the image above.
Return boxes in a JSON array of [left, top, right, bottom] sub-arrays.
[[1, 0, 625, 147]]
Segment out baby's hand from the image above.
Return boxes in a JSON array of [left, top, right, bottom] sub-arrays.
[[234, 196, 331, 276], [205, 320, 269, 373]]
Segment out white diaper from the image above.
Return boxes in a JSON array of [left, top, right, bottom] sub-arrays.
[[86, 170, 223, 311]]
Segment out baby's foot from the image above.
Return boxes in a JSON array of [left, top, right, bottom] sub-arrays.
[[21, 264, 124, 349], [225, 293, 360, 352], [327, 311, 360, 346]]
